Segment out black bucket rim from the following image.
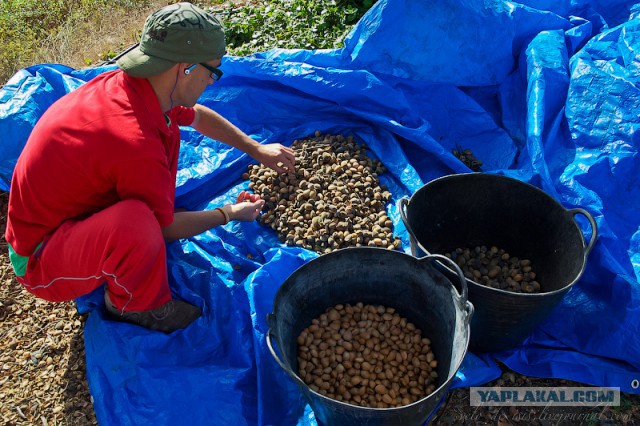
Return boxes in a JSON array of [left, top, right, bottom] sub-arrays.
[[399, 172, 598, 298], [272, 247, 471, 306], [267, 247, 474, 413]]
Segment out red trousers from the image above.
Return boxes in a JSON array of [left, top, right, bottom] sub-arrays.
[[17, 200, 172, 312]]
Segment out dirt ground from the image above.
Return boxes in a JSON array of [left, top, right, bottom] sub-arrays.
[[0, 190, 638, 424], [0, 192, 96, 424]]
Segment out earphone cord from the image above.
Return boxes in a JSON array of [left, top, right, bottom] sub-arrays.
[[168, 66, 180, 111]]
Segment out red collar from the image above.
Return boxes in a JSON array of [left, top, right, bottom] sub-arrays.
[[120, 71, 171, 136]]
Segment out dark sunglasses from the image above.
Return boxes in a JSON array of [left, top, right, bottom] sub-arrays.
[[199, 63, 223, 81]]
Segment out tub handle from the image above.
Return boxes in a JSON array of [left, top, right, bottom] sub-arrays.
[[397, 197, 412, 235], [422, 254, 469, 304], [398, 196, 410, 224], [568, 208, 598, 257], [398, 196, 435, 259], [266, 316, 307, 388], [398, 197, 422, 254]]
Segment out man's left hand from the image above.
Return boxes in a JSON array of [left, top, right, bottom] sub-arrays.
[[227, 190, 265, 221]]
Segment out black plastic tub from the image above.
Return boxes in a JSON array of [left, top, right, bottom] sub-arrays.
[[267, 247, 473, 426], [398, 173, 597, 353]]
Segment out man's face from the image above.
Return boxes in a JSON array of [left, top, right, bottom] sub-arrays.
[[178, 59, 223, 107]]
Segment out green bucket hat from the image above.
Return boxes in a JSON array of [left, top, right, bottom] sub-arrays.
[[118, 2, 226, 78]]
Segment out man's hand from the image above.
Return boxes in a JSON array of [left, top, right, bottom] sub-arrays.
[[254, 143, 295, 174], [227, 190, 265, 221]]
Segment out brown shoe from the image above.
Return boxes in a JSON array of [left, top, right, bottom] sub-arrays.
[[104, 293, 202, 333]]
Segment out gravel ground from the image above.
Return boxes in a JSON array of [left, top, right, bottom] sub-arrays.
[[0, 192, 96, 425], [1, 190, 638, 424]]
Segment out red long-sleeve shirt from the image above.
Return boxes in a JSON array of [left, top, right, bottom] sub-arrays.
[[6, 70, 195, 257]]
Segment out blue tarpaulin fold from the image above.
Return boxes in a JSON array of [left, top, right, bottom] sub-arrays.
[[1, 0, 639, 424]]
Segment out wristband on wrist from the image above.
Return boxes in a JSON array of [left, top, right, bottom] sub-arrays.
[[215, 206, 230, 225]]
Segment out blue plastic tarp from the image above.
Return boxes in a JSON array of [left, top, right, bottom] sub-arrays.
[[1, 0, 639, 424]]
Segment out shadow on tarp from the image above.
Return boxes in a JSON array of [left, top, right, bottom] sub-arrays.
[[1, 0, 640, 424]]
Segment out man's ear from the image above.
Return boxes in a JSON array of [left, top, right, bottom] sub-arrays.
[[183, 63, 197, 75]]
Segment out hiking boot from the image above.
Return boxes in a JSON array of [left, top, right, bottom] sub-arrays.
[[104, 293, 202, 333]]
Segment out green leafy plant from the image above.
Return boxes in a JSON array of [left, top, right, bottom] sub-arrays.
[[98, 49, 119, 62], [216, 0, 373, 56]]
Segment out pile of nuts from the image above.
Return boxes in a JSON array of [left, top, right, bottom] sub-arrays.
[[296, 303, 438, 408], [444, 245, 541, 293], [243, 132, 401, 253], [452, 146, 482, 172]]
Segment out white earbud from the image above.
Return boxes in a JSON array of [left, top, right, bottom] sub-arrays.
[[184, 64, 197, 75]]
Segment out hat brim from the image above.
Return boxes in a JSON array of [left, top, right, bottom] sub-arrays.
[[116, 45, 177, 78]]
